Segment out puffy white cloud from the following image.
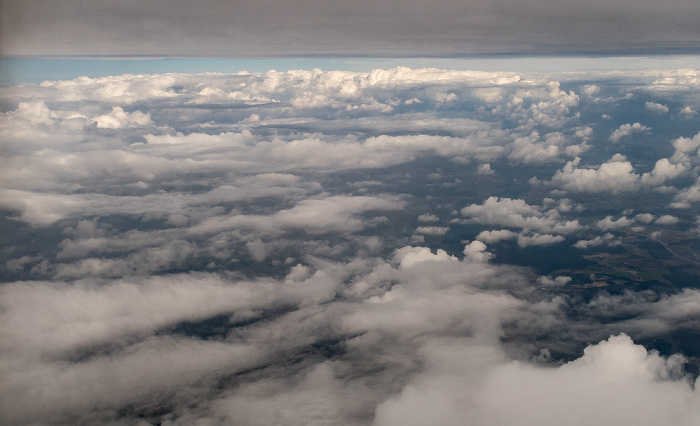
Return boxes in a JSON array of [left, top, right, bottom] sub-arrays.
[[680, 106, 697, 117], [655, 215, 679, 225], [641, 158, 688, 185], [670, 132, 700, 164], [393, 246, 458, 269], [92, 106, 152, 129], [472, 87, 503, 103], [596, 215, 634, 230], [33, 73, 183, 103], [463, 241, 494, 263], [1, 100, 56, 125], [645, 101, 669, 114], [574, 126, 593, 140], [580, 84, 600, 98], [548, 155, 640, 193], [476, 163, 495, 175], [500, 80, 580, 130], [507, 131, 564, 165], [460, 196, 580, 235], [609, 122, 650, 142]]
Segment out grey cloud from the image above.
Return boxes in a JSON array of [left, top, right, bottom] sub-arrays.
[[577, 289, 700, 339], [2, 0, 700, 56], [0, 245, 532, 424], [0, 272, 337, 359], [1, 336, 264, 425], [188, 195, 406, 237], [52, 240, 198, 278], [417, 213, 440, 222]]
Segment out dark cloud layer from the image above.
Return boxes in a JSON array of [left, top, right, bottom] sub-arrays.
[[2, 0, 700, 57]]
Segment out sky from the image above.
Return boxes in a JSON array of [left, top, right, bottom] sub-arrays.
[[2, 2, 700, 426], [2, 0, 700, 57]]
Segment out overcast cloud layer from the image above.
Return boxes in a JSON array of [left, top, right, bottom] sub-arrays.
[[2, 65, 700, 424], [2, 0, 700, 57]]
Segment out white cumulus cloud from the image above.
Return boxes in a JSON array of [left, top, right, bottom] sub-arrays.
[[645, 101, 669, 114], [609, 122, 650, 142], [548, 155, 640, 193]]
